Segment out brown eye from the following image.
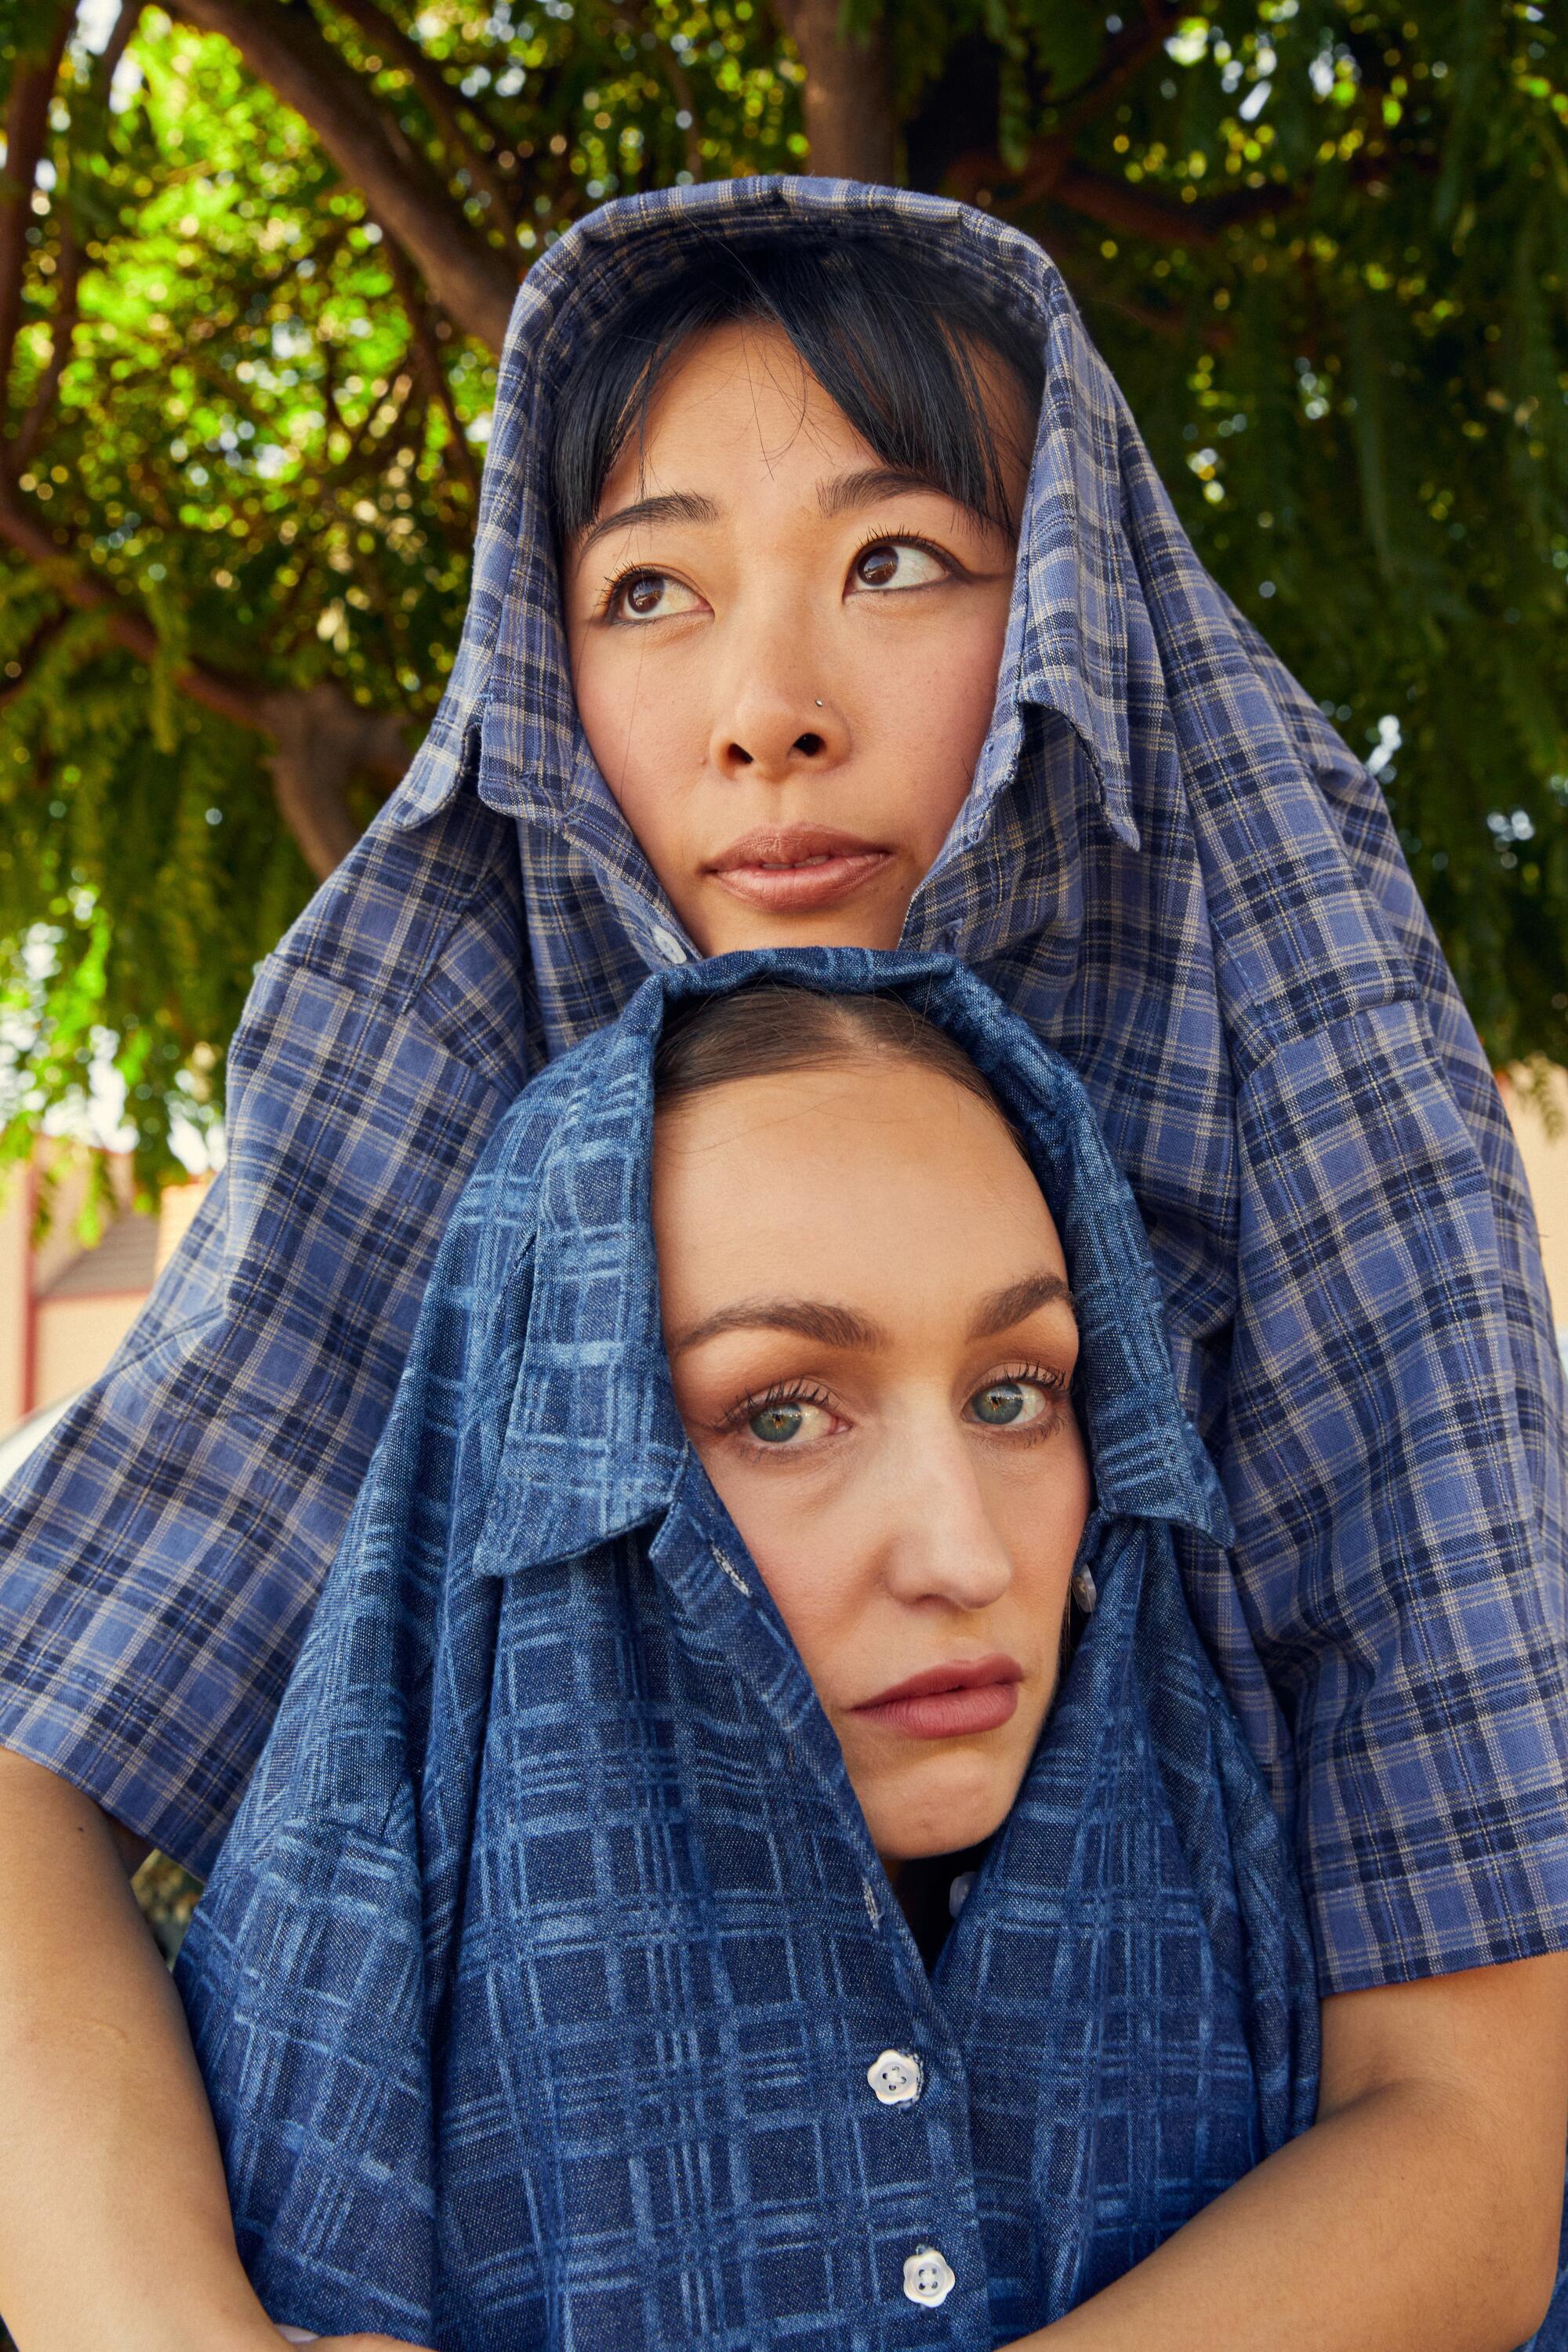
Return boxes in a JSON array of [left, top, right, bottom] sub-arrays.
[[848, 540, 949, 594], [607, 571, 701, 622]]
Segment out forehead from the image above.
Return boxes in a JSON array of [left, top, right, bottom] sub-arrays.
[[652, 1059, 1066, 1297], [599, 318, 873, 502]]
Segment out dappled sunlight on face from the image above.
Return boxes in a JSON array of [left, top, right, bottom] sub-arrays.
[[564, 321, 1029, 956], [652, 1054, 1091, 1876]]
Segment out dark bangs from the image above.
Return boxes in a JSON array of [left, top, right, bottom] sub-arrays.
[[549, 236, 1045, 546]]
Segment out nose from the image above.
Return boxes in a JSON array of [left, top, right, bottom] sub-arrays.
[[876, 1425, 1014, 1615], [707, 626, 849, 786]]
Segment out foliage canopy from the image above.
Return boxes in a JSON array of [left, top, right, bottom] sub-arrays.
[[2, 0, 1566, 1194]]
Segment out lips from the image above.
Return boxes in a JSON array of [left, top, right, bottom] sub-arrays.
[[705, 825, 892, 914], [851, 1653, 1024, 1743]]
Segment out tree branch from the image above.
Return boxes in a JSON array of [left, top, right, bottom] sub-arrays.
[[93, 0, 146, 93], [167, 0, 517, 352], [770, 0, 897, 182], [0, 0, 77, 416], [946, 140, 1297, 248], [379, 227, 478, 499], [0, 481, 409, 876], [603, 0, 702, 180], [319, 0, 522, 242], [1053, 5, 1180, 136], [11, 228, 82, 473], [1041, 155, 1296, 245]]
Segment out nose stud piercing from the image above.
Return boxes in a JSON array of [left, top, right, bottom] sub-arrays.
[[815, 698, 824, 707]]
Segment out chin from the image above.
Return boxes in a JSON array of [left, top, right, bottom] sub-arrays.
[[696, 894, 912, 959], [871, 1759, 1023, 1865]]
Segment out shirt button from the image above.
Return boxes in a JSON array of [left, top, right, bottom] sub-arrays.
[[649, 924, 688, 964], [866, 2048, 924, 2106], [902, 2246, 956, 2307], [948, 1871, 976, 1919]]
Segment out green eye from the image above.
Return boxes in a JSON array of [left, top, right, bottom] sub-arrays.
[[971, 1381, 1028, 1426], [749, 1403, 805, 1444]]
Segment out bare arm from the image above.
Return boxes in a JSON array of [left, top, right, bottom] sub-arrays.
[[0, 1750, 427, 2352], [1012, 1952, 1568, 2352]]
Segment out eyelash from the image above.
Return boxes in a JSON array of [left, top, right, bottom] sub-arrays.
[[844, 528, 964, 586], [713, 1379, 837, 1443], [598, 564, 669, 622], [597, 529, 964, 622], [713, 1362, 1071, 1453]]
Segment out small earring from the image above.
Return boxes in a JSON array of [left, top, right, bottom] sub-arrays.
[[815, 698, 824, 708]]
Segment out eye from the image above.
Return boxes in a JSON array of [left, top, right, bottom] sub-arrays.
[[847, 538, 952, 594], [606, 568, 703, 622], [967, 1375, 1062, 1431], [745, 1396, 836, 1446]]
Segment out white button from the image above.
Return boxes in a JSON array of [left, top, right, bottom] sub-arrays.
[[1072, 1565, 1098, 1614], [902, 2246, 956, 2307], [650, 925, 688, 964], [948, 1871, 976, 1920], [866, 2048, 924, 2105]]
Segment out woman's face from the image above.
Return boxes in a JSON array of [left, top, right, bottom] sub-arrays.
[[652, 1053, 1091, 1879], [563, 321, 1029, 956]]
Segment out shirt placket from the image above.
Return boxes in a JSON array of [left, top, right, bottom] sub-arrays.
[[647, 1486, 997, 2347]]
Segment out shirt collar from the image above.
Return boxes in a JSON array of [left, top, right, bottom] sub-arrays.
[[467, 949, 1229, 1585]]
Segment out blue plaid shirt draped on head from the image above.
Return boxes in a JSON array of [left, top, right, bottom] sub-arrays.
[[1, 176, 1565, 1996], [174, 947, 1323, 2351]]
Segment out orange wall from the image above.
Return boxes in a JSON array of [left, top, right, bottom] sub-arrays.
[[1501, 1069, 1568, 1330], [0, 1172, 29, 1432], [32, 1294, 150, 1413], [0, 1156, 212, 1437]]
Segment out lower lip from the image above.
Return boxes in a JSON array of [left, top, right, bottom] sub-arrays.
[[853, 1682, 1020, 1740], [707, 851, 892, 913]]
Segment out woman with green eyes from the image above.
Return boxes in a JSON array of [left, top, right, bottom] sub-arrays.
[[169, 956, 1563, 2352]]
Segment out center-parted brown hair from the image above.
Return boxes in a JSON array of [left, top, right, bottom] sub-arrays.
[[652, 983, 1026, 1154]]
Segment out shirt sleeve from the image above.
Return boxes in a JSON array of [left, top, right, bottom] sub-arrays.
[[1222, 1000, 1568, 1995], [0, 790, 532, 1876], [1158, 577, 1568, 1994]]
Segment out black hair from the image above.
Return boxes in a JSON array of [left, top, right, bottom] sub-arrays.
[[550, 237, 1044, 547], [653, 982, 1025, 1156]]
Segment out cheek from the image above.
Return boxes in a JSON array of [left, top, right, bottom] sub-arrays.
[[856, 604, 1010, 841], [993, 1427, 1093, 1597], [691, 1446, 862, 1671], [569, 636, 702, 837]]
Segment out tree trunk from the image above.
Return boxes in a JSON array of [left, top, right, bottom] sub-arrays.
[[772, 0, 898, 183], [259, 680, 408, 879], [170, 0, 518, 353]]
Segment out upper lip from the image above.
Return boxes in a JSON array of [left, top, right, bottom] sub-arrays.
[[854, 1653, 1025, 1710], [706, 825, 888, 873]]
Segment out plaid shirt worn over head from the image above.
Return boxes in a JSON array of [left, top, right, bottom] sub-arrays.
[[1, 178, 1564, 1998]]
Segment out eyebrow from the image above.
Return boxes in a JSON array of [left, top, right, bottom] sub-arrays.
[[967, 1271, 1076, 1340], [576, 465, 956, 562], [815, 463, 956, 519], [670, 1298, 888, 1359], [668, 1270, 1075, 1360], [576, 488, 720, 558]]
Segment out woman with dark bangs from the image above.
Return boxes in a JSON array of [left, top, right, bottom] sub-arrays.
[[0, 181, 1565, 2351]]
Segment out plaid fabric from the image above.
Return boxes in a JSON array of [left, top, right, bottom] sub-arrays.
[[1, 178, 1564, 1995], [174, 950, 1321, 2349]]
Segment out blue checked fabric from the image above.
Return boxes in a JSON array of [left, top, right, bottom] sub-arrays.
[[1, 177, 1565, 1997], [174, 948, 1323, 2350]]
